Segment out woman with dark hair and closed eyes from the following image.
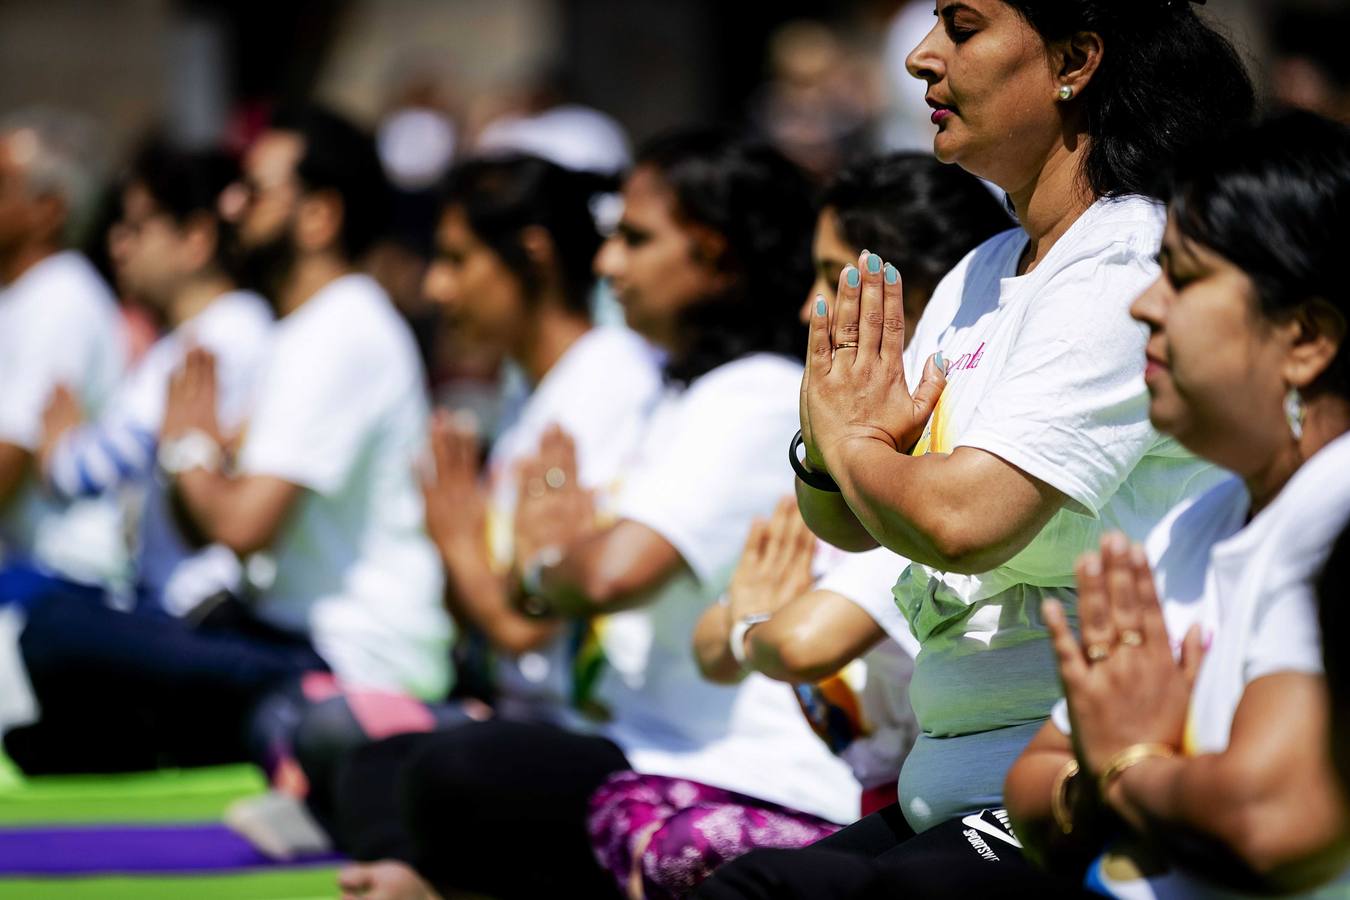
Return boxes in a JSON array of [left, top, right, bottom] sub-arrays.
[[584, 151, 1012, 900], [1005, 110, 1350, 899], [699, 1, 1254, 897], [333, 130, 866, 900]]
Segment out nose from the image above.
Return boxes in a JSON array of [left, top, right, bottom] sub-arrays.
[[422, 259, 458, 310], [594, 234, 623, 281], [1129, 274, 1168, 330], [906, 20, 945, 85]]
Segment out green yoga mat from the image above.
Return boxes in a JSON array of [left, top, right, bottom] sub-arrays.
[[0, 762, 267, 826], [0, 868, 339, 899]]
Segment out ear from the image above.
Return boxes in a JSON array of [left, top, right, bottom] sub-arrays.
[[1052, 30, 1105, 97], [518, 225, 557, 274], [294, 189, 343, 255], [1283, 299, 1347, 391], [180, 212, 219, 272], [688, 227, 733, 292]]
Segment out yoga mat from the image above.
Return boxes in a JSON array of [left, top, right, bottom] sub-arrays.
[[0, 764, 266, 826], [0, 867, 340, 899], [0, 823, 340, 875]]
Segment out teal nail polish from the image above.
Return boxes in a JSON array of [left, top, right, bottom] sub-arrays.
[[867, 254, 882, 275], [934, 351, 947, 373], [815, 297, 827, 316], [845, 266, 860, 288], [883, 263, 898, 285]]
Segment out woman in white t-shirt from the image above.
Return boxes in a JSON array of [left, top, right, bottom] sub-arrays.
[[1005, 112, 1350, 898], [335, 131, 848, 900], [701, 2, 1254, 898]]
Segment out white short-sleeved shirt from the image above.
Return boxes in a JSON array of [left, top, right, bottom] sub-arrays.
[[125, 291, 273, 614], [813, 546, 921, 789], [892, 196, 1225, 830], [238, 274, 451, 698], [481, 326, 663, 722], [0, 251, 127, 585], [579, 353, 859, 824], [1071, 433, 1350, 898]]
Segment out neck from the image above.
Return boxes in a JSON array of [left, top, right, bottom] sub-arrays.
[[1246, 394, 1350, 515], [166, 274, 234, 328], [1006, 141, 1095, 276], [0, 240, 58, 286], [278, 253, 351, 316], [515, 301, 591, 385]]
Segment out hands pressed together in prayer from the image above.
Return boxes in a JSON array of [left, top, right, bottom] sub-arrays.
[[162, 346, 225, 447], [422, 410, 490, 574], [1045, 533, 1205, 799], [511, 424, 598, 571], [801, 250, 948, 478], [726, 497, 816, 626]]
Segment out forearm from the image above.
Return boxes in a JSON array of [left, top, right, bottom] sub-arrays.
[[830, 437, 1054, 574], [1109, 755, 1350, 890], [535, 525, 679, 617], [172, 469, 290, 556], [442, 552, 558, 655]]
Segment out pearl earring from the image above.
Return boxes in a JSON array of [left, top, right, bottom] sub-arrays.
[[1058, 85, 1074, 101]]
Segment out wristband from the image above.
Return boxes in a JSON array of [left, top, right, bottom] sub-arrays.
[[729, 613, 772, 670], [518, 545, 564, 618], [157, 428, 223, 476], [789, 431, 840, 492], [1051, 758, 1080, 835], [1097, 743, 1176, 798]]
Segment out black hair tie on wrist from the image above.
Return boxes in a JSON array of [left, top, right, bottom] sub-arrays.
[[790, 430, 841, 493]]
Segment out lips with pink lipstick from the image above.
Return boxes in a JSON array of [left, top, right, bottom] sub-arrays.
[[927, 96, 957, 125]]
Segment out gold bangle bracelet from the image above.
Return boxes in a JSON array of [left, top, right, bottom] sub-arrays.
[[1050, 758, 1080, 835], [1097, 743, 1176, 798]]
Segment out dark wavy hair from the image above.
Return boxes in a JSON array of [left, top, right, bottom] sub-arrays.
[[821, 153, 1012, 303], [441, 155, 613, 317], [636, 129, 815, 385], [126, 136, 240, 278], [1169, 111, 1350, 397], [1004, 0, 1255, 200], [270, 105, 391, 261]]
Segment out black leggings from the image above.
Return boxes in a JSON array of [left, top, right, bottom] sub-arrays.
[[696, 804, 1094, 899], [332, 718, 630, 899]]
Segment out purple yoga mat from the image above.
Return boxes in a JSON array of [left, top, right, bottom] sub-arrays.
[[0, 823, 341, 874]]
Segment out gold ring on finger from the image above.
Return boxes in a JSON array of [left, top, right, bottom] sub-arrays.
[[1086, 643, 1111, 663], [834, 342, 859, 350], [544, 466, 567, 490], [1119, 630, 1143, 647]]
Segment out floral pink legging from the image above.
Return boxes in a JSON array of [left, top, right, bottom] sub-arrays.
[[587, 770, 842, 900]]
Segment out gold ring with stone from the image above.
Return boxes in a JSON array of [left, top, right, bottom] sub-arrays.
[[1086, 643, 1111, 663], [1119, 630, 1143, 647]]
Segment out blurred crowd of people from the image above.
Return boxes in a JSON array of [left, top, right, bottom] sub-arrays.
[[3, 2, 1350, 900]]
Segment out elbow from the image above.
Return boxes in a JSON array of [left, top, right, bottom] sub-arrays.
[[755, 621, 847, 684], [920, 516, 1012, 575]]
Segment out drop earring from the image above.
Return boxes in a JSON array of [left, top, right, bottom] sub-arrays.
[[1284, 387, 1306, 441], [1058, 85, 1074, 101]]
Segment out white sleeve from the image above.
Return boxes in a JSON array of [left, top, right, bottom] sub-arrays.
[[957, 248, 1160, 516], [613, 375, 798, 585], [0, 303, 106, 450], [238, 329, 377, 494], [814, 547, 920, 658], [1050, 698, 1071, 734]]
